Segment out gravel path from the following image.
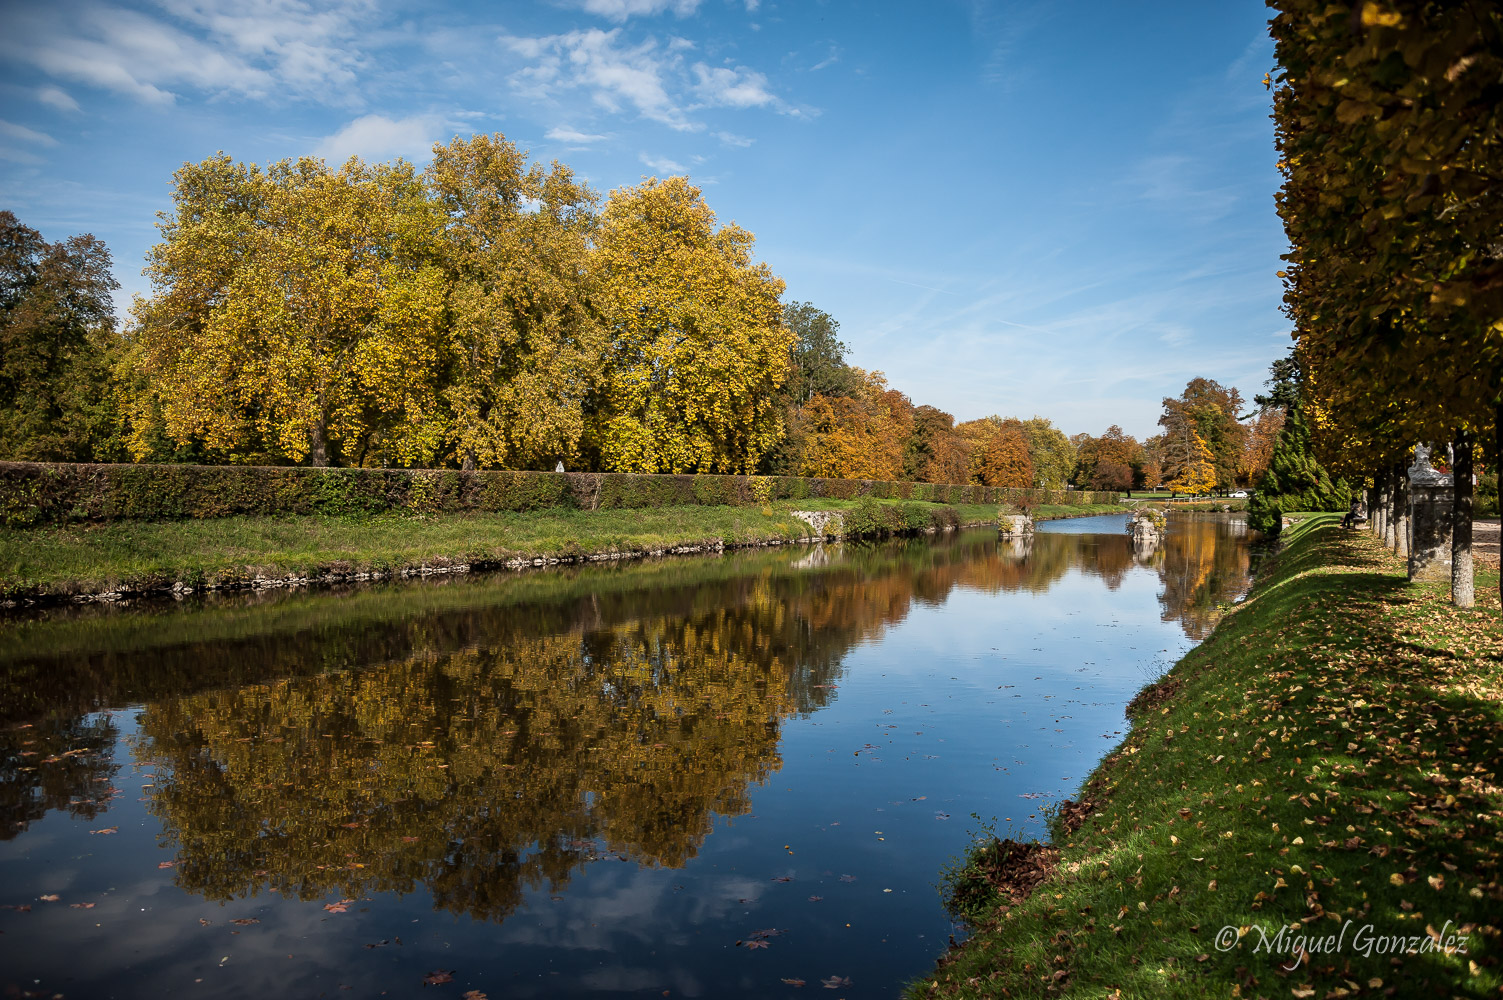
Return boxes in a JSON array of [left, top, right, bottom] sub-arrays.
[[1476, 518, 1500, 568]]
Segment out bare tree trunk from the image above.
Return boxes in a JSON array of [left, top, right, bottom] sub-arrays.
[[1375, 471, 1389, 540], [1388, 457, 1400, 553], [310, 415, 329, 468], [462, 449, 477, 472], [1452, 431, 1474, 608], [1388, 463, 1403, 550]]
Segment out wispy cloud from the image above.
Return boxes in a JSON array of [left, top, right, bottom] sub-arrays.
[[691, 63, 776, 108], [0, 0, 371, 106], [563, 0, 702, 21], [499, 26, 798, 131], [639, 151, 685, 174], [546, 125, 609, 144], [36, 86, 81, 113], [713, 130, 753, 148], [0, 120, 60, 148]]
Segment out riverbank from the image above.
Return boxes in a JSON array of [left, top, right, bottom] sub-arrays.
[[0, 498, 1132, 605], [0, 498, 1001, 603], [916, 514, 1503, 998]]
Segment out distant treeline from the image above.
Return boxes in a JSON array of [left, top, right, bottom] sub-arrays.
[[2, 132, 1277, 491]]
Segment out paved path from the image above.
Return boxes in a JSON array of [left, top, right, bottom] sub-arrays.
[[1476, 518, 1500, 568]]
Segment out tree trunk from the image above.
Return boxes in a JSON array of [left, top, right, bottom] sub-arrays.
[[1452, 431, 1474, 608], [462, 449, 477, 472], [1388, 463, 1403, 550], [310, 415, 329, 468], [1388, 463, 1400, 556], [1375, 472, 1388, 539]]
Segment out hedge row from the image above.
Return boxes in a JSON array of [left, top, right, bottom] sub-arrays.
[[0, 461, 1121, 527]]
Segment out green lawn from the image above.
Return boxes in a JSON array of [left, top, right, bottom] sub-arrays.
[[915, 515, 1503, 998], [0, 498, 1010, 598]]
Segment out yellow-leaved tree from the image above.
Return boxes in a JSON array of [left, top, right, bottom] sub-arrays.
[[127, 154, 448, 466], [428, 134, 604, 470], [591, 177, 790, 473], [1167, 430, 1217, 495]]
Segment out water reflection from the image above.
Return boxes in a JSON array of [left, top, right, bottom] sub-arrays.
[[1, 515, 1255, 936]]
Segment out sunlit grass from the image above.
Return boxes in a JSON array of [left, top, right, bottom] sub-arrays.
[[915, 515, 1503, 998]]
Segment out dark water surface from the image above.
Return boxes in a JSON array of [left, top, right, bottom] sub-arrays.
[[0, 514, 1256, 998]]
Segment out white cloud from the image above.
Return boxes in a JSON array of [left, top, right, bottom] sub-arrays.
[[0, 0, 369, 106], [316, 114, 442, 165], [546, 126, 609, 143], [691, 63, 780, 109], [565, 0, 702, 22], [713, 130, 753, 148], [501, 28, 693, 129], [744, 0, 760, 11], [0, 120, 60, 147], [639, 152, 685, 174], [36, 86, 82, 113]]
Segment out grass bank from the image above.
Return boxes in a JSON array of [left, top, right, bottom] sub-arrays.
[[0, 498, 1007, 600], [918, 515, 1503, 998], [1031, 503, 1126, 519]]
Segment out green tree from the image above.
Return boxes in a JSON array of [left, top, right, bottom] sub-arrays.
[[1158, 379, 1248, 491], [1021, 416, 1076, 489], [0, 211, 125, 461], [1247, 403, 1351, 535], [783, 302, 858, 404]]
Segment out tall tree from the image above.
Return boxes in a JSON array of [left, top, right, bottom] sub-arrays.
[[128, 154, 449, 467], [1270, 0, 1503, 604], [904, 405, 970, 484], [783, 302, 858, 404], [1158, 378, 1248, 490], [428, 134, 603, 471], [0, 212, 124, 461], [592, 177, 790, 474]]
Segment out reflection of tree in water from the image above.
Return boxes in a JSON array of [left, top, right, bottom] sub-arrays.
[[1154, 517, 1254, 639], [1, 519, 1255, 918], [0, 713, 118, 840]]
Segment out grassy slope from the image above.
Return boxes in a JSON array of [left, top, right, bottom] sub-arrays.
[[916, 515, 1503, 999], [0, 498, 1006, 596]]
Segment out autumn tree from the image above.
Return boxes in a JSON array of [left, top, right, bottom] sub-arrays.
[[1158, 379, 1248, 491], [1270, 0, 1503, 604], [0, 212, 124, 461], [798, 370, 909, 481], [975, 418, 1033, 488], [900, 405, 968, 484], [128, 154, 449, 467], [428, 134, 604, 471], [592, 177, 789, 473]]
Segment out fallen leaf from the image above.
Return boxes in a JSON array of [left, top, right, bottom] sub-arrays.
[[230, 918, 259, 925], [423, 970, 455, 985], [90, 827, 118, 835], [781, 978, 806, 987], [38, 894, 59, 902], [70, 902, 95, 909], [821, 975, 852, 989]]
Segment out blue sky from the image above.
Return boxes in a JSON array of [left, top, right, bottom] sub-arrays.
[[0, 0, 1286, 440]]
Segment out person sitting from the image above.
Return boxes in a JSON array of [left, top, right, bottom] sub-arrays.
[[1342, 500, 1363, 528]]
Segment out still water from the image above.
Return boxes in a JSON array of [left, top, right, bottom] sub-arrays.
[[0, 513, 1255, 998]]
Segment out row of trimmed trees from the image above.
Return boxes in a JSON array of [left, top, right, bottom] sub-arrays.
[[1267, 0, 1501, 608]]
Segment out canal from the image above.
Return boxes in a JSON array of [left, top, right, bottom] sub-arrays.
[[0, 513, 1256, 998]]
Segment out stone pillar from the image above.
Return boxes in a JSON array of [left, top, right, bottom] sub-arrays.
[[1408, 445, 1453, 582]]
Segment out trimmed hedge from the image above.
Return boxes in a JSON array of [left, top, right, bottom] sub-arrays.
[[0, 461, 1122, 527]]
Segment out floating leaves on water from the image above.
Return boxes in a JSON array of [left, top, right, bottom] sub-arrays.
[[838, 874, 857, 883], [771, 876, 793, 883], [807, 895, 823, 902], [324, 899, 354, 913], [422, 970, 455, 985], [71, 902, 95, 909], [230, 917, 259, 925], [39, 894, 59, 902], [780, 978, 805, 987], [90, 827, 118, 835], [821, 975, 852, 989]]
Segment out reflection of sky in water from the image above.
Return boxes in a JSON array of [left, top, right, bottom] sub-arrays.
[[0, 518, 1254, 998]]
